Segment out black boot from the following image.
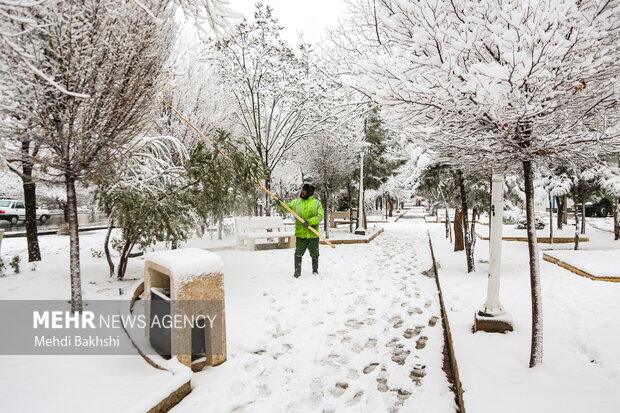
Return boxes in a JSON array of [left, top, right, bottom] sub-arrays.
[[294, 256, 302, 278], [312, 257, 319, 275]]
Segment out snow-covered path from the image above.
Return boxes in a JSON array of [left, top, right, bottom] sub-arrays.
[[174, 222, 455, 413]]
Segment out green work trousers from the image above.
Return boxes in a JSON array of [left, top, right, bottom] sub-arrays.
[[295, 237, 320, 258]]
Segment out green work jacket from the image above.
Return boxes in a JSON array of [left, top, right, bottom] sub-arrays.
[[278, 196, 324, 238]]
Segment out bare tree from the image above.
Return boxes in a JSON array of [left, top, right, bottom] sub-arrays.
[[209, 4, 366, 212], [1, 0, 177, 312]]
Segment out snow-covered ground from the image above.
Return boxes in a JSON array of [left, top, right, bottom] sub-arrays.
[[0, 355, 185, 413], [0, 222, 454, 412], [430, 223, 620, 413], [173, 222, 454, 413], [1, 216, 618, 412], [475, 222, 589, 239], [544, 250, 620, 278]]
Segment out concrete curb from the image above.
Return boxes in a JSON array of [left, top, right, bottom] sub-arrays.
[[475, 232, 588, 243], [427, 232, 466, 413], [3, 224, 110, 238], [319, 227, 384, 245], [543, 253, 620, 283]]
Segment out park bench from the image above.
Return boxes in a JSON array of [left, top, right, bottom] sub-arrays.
[[329, 210, 357, 228], [234, 216, 295, 251]]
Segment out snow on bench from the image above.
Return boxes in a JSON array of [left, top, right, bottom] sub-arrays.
[[234, 216, 295, 251]]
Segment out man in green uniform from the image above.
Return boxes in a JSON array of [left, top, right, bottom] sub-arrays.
[[276, 183, 324, 278]]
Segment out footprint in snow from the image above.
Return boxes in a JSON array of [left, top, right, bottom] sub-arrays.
[[244, 360, 259, 372], [391, 348, 410, 365], [348, 391, 364, 406], [351, 342, 363, 353], [409, 364, 426, 384], [363, 363, 379, 374], [310, 378, 323, 392], [258, 384, 271, 397], [376, 377, 389, 393], [330, 382, 349, 398], [394, 389, 412, 403], [347, 369, 360, 380], [385, 337, 400, 347], [416, 336, 428, 349], [408, 307, 423, 316]]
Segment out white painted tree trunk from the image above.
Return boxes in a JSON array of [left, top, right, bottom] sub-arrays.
[[355, 151, 366, 233], [483, 174, 505, 315]]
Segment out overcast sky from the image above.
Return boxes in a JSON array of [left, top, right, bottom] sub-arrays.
[[227, 0, 349, 45]]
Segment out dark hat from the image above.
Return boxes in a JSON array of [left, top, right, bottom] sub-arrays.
[[302, 183, 315, 196]]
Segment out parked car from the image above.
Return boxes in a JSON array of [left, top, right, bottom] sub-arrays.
[[575, 198, 612, 218], [0, 199, 51, 224]]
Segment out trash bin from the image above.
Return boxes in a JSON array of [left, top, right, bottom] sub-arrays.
[[149, 287, 172, 357], [149, 286, 208, 360], [144, 248, 226, 370]]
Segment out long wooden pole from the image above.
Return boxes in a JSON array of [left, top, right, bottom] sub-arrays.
[[161, 97, 336, 249]]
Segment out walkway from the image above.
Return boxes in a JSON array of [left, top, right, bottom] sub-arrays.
[[174, 221, 455, 412]]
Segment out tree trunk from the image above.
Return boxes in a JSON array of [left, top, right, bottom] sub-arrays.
[[523, 160, 543, 368], [388, 194, 393, 217], [446, 207, 452, 243], [16, 140, 41, 262], [470, 207, 477, 253], [264, 176, 272, 217], [104, 219, 115, 277], [613, 198, 620, 241], [454, 209, 464, 251], [117, 239, 134, 280], [323, 191, 330, 239], [456, 170, 474, 272], [65, 175, 83, 313], [489, 176, 493, 227], [23, 177, 41, 262], [218, 219, 223, 240], [347, 183, 353, 233], [580, 202, 586, 234], [549, 196, 554, 244], [556, 195, 564, 230], [385, 193, 388, 220], [356, 152, 366, 232], [573, 194, 580, 250]]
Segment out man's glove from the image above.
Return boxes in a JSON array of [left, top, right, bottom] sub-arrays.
[[302, 220, 309, 228], [273, 197, 283, 206]]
